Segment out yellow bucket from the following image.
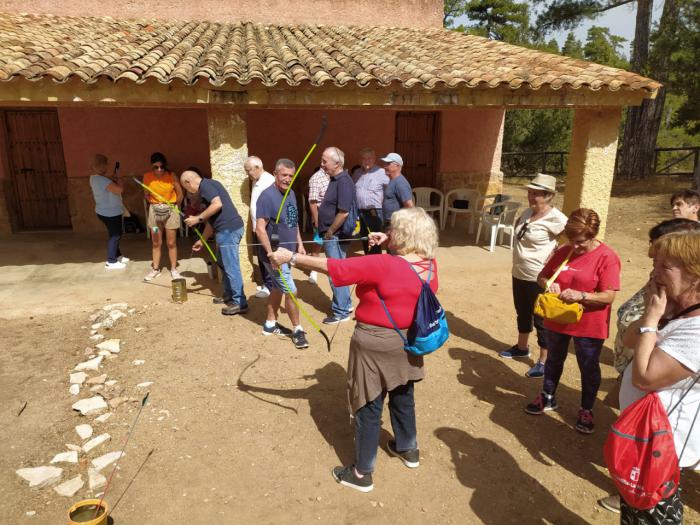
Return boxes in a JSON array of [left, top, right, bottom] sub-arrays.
[[67, 499, 108, 525]]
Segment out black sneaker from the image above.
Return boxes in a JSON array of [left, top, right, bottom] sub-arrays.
[[575, 408, 595, 434], [322, 314, 350, 325], [262, 323, 293, 337], [387, 440, 419, 468], [221, 303, 249, 315], [499, 345, 530, 359], [292, 330, 309, 349], [212, 296, 232, 305], [524, 392, 558, 415], [331, 465, 373, 493]]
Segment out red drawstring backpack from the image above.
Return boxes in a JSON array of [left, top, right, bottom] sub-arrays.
[[604, 376, 700, 510]]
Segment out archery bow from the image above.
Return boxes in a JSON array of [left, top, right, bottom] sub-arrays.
[[271, 116, 331, 352]]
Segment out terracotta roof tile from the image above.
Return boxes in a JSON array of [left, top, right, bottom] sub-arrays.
[[0, 12, 660, 94]]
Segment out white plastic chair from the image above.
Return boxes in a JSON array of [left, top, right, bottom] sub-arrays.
[[475, 201, 521, 252], [412, 187, 444, 227], [443, 188, 482, 231]]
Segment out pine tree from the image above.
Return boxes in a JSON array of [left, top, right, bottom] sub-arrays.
[[561, 32, 584, 59]]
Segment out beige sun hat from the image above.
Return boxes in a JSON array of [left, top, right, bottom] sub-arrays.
[[525, 173, 557, 193]]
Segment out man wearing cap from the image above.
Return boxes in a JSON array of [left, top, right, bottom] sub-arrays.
[[353, 148, 389, 255], [318, 146, 355, 325], [381, 152, 414, 228], [245, 156, 275, 298]]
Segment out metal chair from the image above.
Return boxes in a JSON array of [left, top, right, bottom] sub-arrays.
[[443, 188, 482, 231], [412, 187, 444, 227], [475, 200, 521, 252]]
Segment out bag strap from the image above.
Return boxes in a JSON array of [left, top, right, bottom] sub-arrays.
[[545, 247, 574, 290], [668, 372, 700, 415], [377, 291, 409, 345]]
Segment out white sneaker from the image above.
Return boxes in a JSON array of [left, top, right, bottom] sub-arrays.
[[255, 286, 271, 298], [309, 271, 318, 284], [118, 256, 130, 263], [144, 267, 161, 281], [105, 261, 126, 270], [171, 269, 182, 280]]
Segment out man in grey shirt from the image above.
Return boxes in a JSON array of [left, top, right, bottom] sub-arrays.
[[353, 148, 389, 254], [381, 152, 414, 228]]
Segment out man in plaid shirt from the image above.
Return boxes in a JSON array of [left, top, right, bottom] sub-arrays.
[[307, 167, 330, 284]]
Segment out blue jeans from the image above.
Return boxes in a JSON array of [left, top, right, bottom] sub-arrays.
[[216, 227, 247, 308], [324, 235, 352, 317], [355, 381, 417, 474], [262, 261, 296, 294], [543, 331, 604, 410], [97, 214, 123, 263]]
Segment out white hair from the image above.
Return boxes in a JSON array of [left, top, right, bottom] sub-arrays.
[[325, 147, 345, 168], [245, 156, 263, 168]]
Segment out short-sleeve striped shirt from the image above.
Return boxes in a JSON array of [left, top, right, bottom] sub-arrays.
[[308, 169, 330, 203]]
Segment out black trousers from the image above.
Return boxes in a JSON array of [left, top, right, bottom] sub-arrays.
[[359, 208, 383, 255], [97, 214, 123, 263], [252, 232, 273, 289], [511, 276, 547, 348]]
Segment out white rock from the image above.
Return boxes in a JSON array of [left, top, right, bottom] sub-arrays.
[[91, 451, 124, 471], [74, 356, 103, 372], [95, 413, 112, 423], [128, 308, 136, 314], [136, 382, 153, 388], [90, 385, 103, 392], [86, 374, 108, 385], [89, 334, 104, 343], [65, 444, 82, 452], [16, 466, 63, 488], [91, 322, 102, 330], [96, 339, 120, 354], [69, 384, 80, 396], [90, 330, 97, 336], [51, 451, 78, 464], [109, 310, 126, 321], [72, 397, 107, 416], [97, 350, 111, 357], [89, 311, 104, 321], [134, 327, 144, 332], [26, 511, 36, 516], [75, 424, 93, 440], [132, 359, 145, 366], [82, 433, 111, 453], [70, 372, 87, 384], [105, 380, 117, 387], [88, 468, 107, 490], [101, 317, 114, 329], [103, 302, 128, 311], [54, 475, 83, 497]]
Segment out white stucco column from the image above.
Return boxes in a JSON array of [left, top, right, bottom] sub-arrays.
[[206, 108, 253, 279], [563, 107, 622, 238]]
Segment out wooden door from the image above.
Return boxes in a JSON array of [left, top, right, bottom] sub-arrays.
[[394, 112, 439, 188], [5, 110, 71, 230]]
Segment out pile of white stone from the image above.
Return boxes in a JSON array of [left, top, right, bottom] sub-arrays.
[[15, 302, 152, 500]]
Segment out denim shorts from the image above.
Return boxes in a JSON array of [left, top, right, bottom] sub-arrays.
[[262, 261, 297, 294]]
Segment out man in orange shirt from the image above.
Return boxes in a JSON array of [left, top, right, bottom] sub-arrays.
[[143, 152, 184, 281]]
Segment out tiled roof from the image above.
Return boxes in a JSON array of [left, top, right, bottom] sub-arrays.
[[0, 12, 660, 94]]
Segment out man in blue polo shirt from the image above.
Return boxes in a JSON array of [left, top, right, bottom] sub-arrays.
[[381, 152, 414, 226], [181, 170, 248, 316], [318, 146, 355, 324]]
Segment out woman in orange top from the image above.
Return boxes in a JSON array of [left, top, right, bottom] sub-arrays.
[[143, 152, 184, 281]]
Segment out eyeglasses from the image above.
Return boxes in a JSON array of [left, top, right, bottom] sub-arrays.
[[517, 220, 530, 240], [152, 164, 165, 171]]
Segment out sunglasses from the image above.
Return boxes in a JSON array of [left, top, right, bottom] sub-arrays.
[[517, 220, 529, 241]]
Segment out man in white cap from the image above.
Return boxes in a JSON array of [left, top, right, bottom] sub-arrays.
[[381, 152, 414, 227], [245, 156, 275, 298]]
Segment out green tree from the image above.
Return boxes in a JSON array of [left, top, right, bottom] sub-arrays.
[[445, 0, 531, 44], [561, 32, 584, 58], [583, 26, 629, 68]]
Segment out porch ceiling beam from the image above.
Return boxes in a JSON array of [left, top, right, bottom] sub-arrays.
[[0, 77, 650, 109]]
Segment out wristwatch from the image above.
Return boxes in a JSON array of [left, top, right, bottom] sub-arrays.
[[198, 215, 205, 223], [638, 326, 658, 334], [290, 253, 298, 267]]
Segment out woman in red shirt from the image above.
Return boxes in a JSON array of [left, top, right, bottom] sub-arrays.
[[269, 207, 439, 493], [524, 208, 621, 434]]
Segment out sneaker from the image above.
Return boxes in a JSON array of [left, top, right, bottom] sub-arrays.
[[575, 408, 595, 434], [331, 465, 373, 493], [143, 266, 160, 281], [292, 330, 309, 349], [524, 392, 558, 415], [322, 314, 351, 325], [526, 362, 545, 378], [170, 268, 182, 280], [255, 286, 271, 298], [221, 303, 248, 316], [309, 271, 318, 284], [212, 296, 232, 305], [105, 261, 126, 270], [387, 440, 420, 468], [499, 345, 530, 359], [262, 323, 293, 337], [598, 495, 621, 514], [118, 256, 130, 264]]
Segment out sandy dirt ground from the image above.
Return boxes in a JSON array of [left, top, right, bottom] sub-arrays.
[[1, 179, 699, 524]]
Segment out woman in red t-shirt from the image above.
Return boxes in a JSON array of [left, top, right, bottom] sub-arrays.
[[524, 208, 621, 435], [269, 207, 439, 493]]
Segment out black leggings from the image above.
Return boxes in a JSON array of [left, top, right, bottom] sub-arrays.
[[512, 277, 547, 348], [97, 214, 123, 263]]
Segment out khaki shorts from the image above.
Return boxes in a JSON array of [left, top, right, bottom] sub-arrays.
[[147, 203, 181, 230]]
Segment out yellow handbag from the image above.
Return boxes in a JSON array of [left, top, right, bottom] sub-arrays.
[[534, 249, 584, 324]]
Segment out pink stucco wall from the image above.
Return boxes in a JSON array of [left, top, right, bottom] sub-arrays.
[[246, 109, 396, 177], [439, 108, 504, 173], [0, 0, 443, 28]]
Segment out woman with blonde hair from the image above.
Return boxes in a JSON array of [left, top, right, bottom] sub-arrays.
[[269, 207, 440, 493]]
